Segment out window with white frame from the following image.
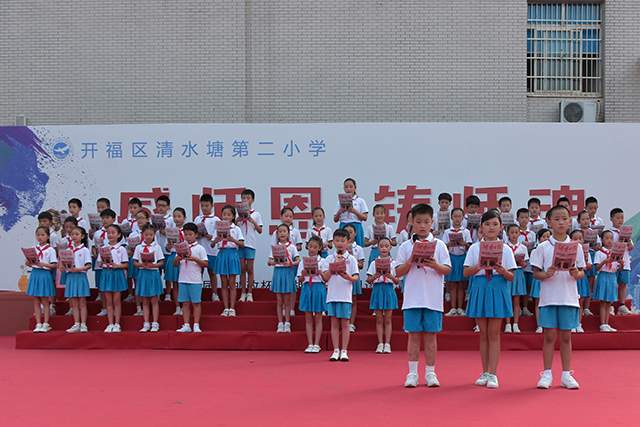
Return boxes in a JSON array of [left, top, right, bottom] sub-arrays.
[[527, 3, 602, 96]]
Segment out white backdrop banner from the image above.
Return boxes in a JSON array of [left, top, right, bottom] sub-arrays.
[[2, 123, 639, 291]]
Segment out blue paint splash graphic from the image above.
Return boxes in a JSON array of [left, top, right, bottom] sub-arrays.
[[0, 126, 50, 231]]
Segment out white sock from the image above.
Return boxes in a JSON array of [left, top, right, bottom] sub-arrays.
[[543, 369, 552, 376], [408, 361, 418, 375], [426, 365, 435, 374], [562, 370, 572, 377]]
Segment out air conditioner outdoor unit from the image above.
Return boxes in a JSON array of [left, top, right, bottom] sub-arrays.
[[559, 100, 598, 123]]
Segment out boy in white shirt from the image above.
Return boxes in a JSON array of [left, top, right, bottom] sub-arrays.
[[174, 223, 209, 333], [609, 208, 634, 315], [433, 192, 452, 237], [237, 189, 263, 302], [321, 229, 359, 362], [527, 197, 546, 234], [395, 204, 452, 388], [530, 205, 585, 390], [154, 195, 175, 301], [194, 194, 221, 302]]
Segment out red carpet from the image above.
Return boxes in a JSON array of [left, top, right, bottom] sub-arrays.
[[2, 336, 640, 427]]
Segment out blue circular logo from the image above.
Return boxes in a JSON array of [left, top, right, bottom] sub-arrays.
[[52, 141, 70, 160]]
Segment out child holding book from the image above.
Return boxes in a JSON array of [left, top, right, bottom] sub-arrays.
[[527, 198, 546, 233], [334, 178, 369, 247], [174, 223, 209, 333], [531, 205, 584, 390], [133, 224, 165, 332], [164, 207, 186, 316], [464, 209, 516, 389], [530, 228, 551, 333], [434, 192, 452, 237], [396, 204, 451, 387], [194, 194, 221, 302], [462, 195, 482, 242], [94, 209, 117, 316], [364, 204, 396, 266], [237, 189, 263, 303], [321, 229, 359, 362], [610, 208, 634, 315], [344, 224, 365, 333], [310, 207, 333, 258], [25, 226, 57, 332], [516, 208, 536, 317], [367, 237, 399, 354], [67, 198, 88, 230], [593, 230, 624, 332], [442, 208, 472, 316], [270, 207, 303, 316], [212, 205, 245, 317], [504, 224, 529, 334], [397, 211, 413, 246], [121, 197, 142, 236], [297, 236, 326, 352], [64, 226, 92, 333], [576, 209, 600, 316], [153, 195, 175, 301], [570, 229, 590, 333], [269, 224, 300, 332], [128, 209, 150, 316], [97, 224, 129, 333]]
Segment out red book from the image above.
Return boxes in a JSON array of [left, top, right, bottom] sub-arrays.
[[88, 213, 101, 230], [127, 235, 141, 248], [500, 213, 515, 226], [375, 257, 391, 276], [372, 224, 387, 241], [21, 247, 38, 263], [303, 257, 319, 276], [271, 245, 288, 264], [411, 240, 437, 264], [466, 213, 482, 228], [120, 222, 131, 236], [329, 258, 347, 274], [552, 242, 578, 271], [165, 227, 180, 243], [196, 222, 207, 236], [236, 201, 250, 218], [140, 252, 155, 264], [151, 214, 166, 230], [438, 211, 451, 231], [216, 221, 231, 240], [448, 232, 465, 248], [619, 226, 633, 243], [99, 246, 112, 264], [59, 249, 74, 268], [338, 193, 353, 210], [611, 242, 627, 263], [583, 228, 598, 244], [479, 241, 503, 269], [175, 241, 190, 258], [515, 253, 526, 266]]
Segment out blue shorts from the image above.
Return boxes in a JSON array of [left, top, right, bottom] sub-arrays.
[[617, 270, 630, 285], [326, 302, 352, 319], [238, 247, 256, 260], [403, 308, 443, 333], [178, 283, 203, 303], [539, 305, 579, 331], [207, 255, 217, 271]]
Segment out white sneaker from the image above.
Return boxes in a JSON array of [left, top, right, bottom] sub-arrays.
[[112, 323, 121, 333], [228, 308, 236, 317], [104, 324, 114, 333], [375, 343, 384, 353], [150, 322, 160, 332], [618, 305, 631, 315], [475, 372, 489, 386], [276, 322, 285, 333], [164, 294, 172, 302], [290, 309, 296, 317], [80, 323, 88, 333], [571, 328, 577, 333], [445, 308, 458, 317], [140, 322, 151, 333], [339, 350, 349, 361], [600, 324, 617, 332], [284, 322, 291, 333], [173, 307, 182, 316], [211, 293, 220, 302], [329, 349, 340, 361], [457, 308, 466, 316], [312, 345, 321, 353], [404, 373, 418, 388], [473, 325, 480, 333], [537, 371, 553, 389], [49, 305, 56, 316], [609, 306, 615, 316], [522, 307, 533, 317], [535, 326, 543, 333], [95, 294, 102, 302], [561, 371, 580, 389], [305, 345, 315, 353], [221, 309, 229, 317], [66, 323, 81, 333], [504, 323, 512, 333], [576, 324, 585, 333], [97, 309, 108, 317], [583, 308, 593, 316], [123, 294, 134, 303], [134, 307, 144, 316], [246, 293, 254, 302], [425, 371, 440, 387], [512, 324, 521, 333], [383, 343, 392, 354], [176, 324, 192, 333], [33, 323, 43, 333], [193, 323, 202, 333], [349, 324, 356, 333], [41, 323, 52, 332], [486, 374, 499, 389], [65, 308, 73, 316], [239, 293, 246, 302]]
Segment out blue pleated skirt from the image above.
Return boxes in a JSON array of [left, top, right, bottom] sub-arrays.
[[529, 278, 541, 298], [368, 247, 380, 266], [135, 269, 163, 297], [64, 272, 90, 298], [585, 250, 596, 278], [127, 259, 138, 281], [99, 268, 128, 292], [510, 268, 528, 296], [369, 282, 398, 310], [164, 253, 180, 281], [446, 254, 466, 282], [593, 271, 618, 302], [466, 274, 513, 319], [272, 266, 295, 293], [577, 275, 591, 298], [216, 248, 241, 275], [27, 268, 55, 297], [340, 222, 364, 247], [299, 281, 327, 313], [352, 278, 363, 295]]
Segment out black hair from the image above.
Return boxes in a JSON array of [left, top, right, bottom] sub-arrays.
[[536, 228, 550, 240], [610, 208, 624, 218], [156, 195, 170, 205], [63, 216, 78, 226], [377, 236, 392, 246], [107, 224, 123, 241], [221, 204, 237, 224], [183, 222, 198, 234], [275, 223, 291, 239], [451, 207, 464, 216], [601, 230, 613, 240], [100, 208, 116, 219], [344, 177, 357, 188], [241, 189, 255, 200], [438, 192, 452, 202], [38, 211, 53, 221], [280, 207, 294, 216], [372, 204, 386, 214], [585, 196, 598, 206], [333, 229, 350, 240], [498, 196, 512, 206], [516, 208, 529, 218], [465, 195, 480, 207], [527, 197, 541, 207], [35, 226, 51, 244], [547, 205, 570, 218], [481, 209, 502, 224], [411, 203, 434, 218], [577, 209, 589, 221], [96, 197, 111, 207], [141, 223, 156, 234], [506, 223, 519, 233], [569, 229, 583, 239], [173, 207, 186, 217], [74, 226, 89, 246], [136, 209, 150, 219], [128, 197, 142, 207], [68, 198, 83, 209], [343, 223, 357, 235], [312, 207, 325, 226], [306, 235, 323, 251], [199, 194, 213, 204], [556, 196, 570, 205]]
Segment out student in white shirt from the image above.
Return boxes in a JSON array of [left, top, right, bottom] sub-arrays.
[[25, 226, 58, 332], [164, 208, 187, 316], [396, 211, 413, 247], [37, 211, 60, 315], [593, 230, 626, 332], [154, 195, 175, 298], [462, 195, 482, 243], [344, 224, 365, 333], [504, 224, 530, 334], [609, 207, 634, 315], [127, 209, 151, 316], [321, 229, 359, 362], [194, 193, 221, 302], [121, 197, 143, 238], [94, 209, 117, 316], [212, 205, 245, 317], [570, 229, 591, 333], [310, 207, 333, 258], [464, 209, 516, 389], [333, 177, 369, 247], [442, 208, 472, 317], [396, 204, 451, 388], [433, 192, 452, 238], [364, 204, 396, 266], [133, 224, 165, 331], [270, 207, 304, 316], [531, 205, 584, 390], [270, 224, 300, 332], [174, 223, 209, 333], [97, 224, 129, 333], [585, 196, 605, 230], [237, 189, 263, 303], [527, 197, 546, 234], [515, 208, 537, 316], [575, 209, 600, 318], [67, 198, 89, 231], [63, 226, 92, 333], [297, 236, 327, 352]]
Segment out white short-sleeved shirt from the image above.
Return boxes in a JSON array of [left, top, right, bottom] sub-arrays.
[[396, 229, 411, 246], [194, 214, 220, 256], [177, 243, 208, 284], [464, 240, 518, 277], [396, 234, 451, 312], [156, 214, 176, 255], [366, 257, 398, 284], [132, 241, 165, 270], [296, 254, 325, 283], [442, 227, 472, 256], [530, 236, 586, 308], [310, 225, 333, 248], [336, 195, 368, 224], [270, 242, 299, 265], [322, 252, 359, 303], [32, 244, 57, 270], [121, 215, 141, 236], [213, 223, 244, 250], [593, 248, 626, 273], [506, 242, 529, 269], [56, 236, 73, 251], [461, 215, 481, 242], [270, 225, 303, 247], [517, 229, 537, 249], [49, 230, 63, 249], [93, 227, 109, 249], [365, 223, 395, 248], [74, 215, 89, 233], [237, 210, 263, 250], [97, 244, 128, 267], [349, 242, 365, 266], [70, 244, 91, 269]]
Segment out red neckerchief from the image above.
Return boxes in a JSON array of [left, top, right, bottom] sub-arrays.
[[178, 227, 184, 242], [240, 210, 254, 233], [590, 217, 597, 226], [184, 242, 198, 265], [142, 243, 152, 253], [519, 229, 529, 242], [72, 243, 84, 253], [99, 228, 106, 240], [313, 225, 325, 235], [36, 244, 50, 259], [304, 255, 319, 287], [599, 247, 612, 267], [529, 217, 539, 224]]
